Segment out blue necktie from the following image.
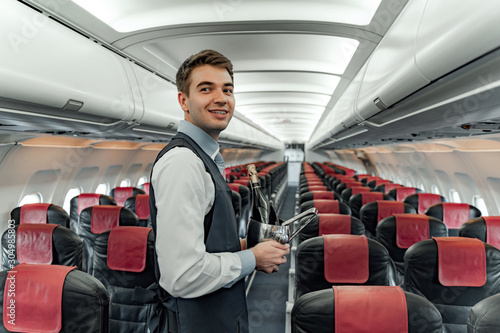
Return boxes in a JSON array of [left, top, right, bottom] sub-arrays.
[[214, 152, 225, 176]]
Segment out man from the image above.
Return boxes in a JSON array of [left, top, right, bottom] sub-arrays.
[[149, 49, 290, 333]]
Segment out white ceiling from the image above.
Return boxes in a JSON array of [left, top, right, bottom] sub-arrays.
[[29, 0, 403, 143]]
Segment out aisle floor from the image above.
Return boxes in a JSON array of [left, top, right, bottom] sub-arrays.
[[247, 185, 296, 333]]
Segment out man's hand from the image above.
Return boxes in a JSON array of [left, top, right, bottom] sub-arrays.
[[250, 241, 290, 273]]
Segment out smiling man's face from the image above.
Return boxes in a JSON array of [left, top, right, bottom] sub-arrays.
[[178, 65, 235, 141]]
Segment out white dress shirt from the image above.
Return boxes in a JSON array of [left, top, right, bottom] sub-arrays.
[[152, 121, 255, 298]]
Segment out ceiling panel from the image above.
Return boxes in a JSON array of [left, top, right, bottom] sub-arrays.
[[71, 0, 381, 32], [235, 72, 340, 95]]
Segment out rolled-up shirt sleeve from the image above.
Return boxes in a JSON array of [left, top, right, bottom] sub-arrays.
[[152, 147, 255, 298]]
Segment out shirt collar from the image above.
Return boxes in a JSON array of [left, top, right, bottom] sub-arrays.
[[178, 120, 220, 160]]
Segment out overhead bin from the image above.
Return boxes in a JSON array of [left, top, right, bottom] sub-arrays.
[[221, 116, 282, 150], [127, 64, 180, 129], [0, 1, 139, 122], [311, 0, 500, 149], [356, 0, 500, 120]]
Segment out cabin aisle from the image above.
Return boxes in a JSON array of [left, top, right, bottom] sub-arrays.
[[247, 185, 296, 333]]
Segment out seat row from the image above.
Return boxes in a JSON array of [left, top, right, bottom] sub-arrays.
[[0, 224, 156, 332], [289, 163, 500, 332]]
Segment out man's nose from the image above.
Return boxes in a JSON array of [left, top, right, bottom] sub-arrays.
[[213, 89, 227, 104]]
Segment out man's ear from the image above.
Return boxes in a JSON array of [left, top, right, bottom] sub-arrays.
[[178, 92, 189, 112]]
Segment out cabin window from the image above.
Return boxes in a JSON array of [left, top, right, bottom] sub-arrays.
[[418, 182, 426, 192], [63, 186, 82, 213], [120, 179, 131, 187], [19, 192, 43, 206], [137, 176, 148, 187], [95, 182, 109, 195], [473, 195, 489, 216], [404, 178, 413, 187], [449, 189, 461, 203], [431, 185, 440, 195]]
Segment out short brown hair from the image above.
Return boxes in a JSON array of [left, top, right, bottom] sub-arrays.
[[176, 49, 234, 95]]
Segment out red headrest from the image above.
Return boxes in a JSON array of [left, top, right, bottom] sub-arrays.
[[351, 187, 371, 195], [135, 194, 150, 220], [3, 264, 75, 332], [372, 179, 391, 187], [484, 216, 500, 248], [442, 203, 470, 229], [227, 183, 240, 192], [418, 193, 442, 214], [319, 214, 351, 235], [434, 237, 486, 287], [20, 203, 51, 224], [17, 224, 58, 264], [377, 201, 405, 223], [107, 226, 152, 272], [312, 191, 334, 200], [333, 286, 408, 333], [323, 235, 368, 283], [232, 179, 250, 187], [343, 181, 363, 189], [396, 187, 416, 201], [91, 206, 121, 234], [381, 183, 401, 193], [142, 182, 150, 195], [307, 185, 327, 192], [114, 187, 134, 206], [78, 193, 100, 214], [306, 181, 324, 186], [361, 192, 384, 205], [314, 200, 340, 214], [395, 214, 429, 249]]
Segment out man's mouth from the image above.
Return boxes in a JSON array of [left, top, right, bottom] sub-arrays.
[[209, 110, 228, 115]]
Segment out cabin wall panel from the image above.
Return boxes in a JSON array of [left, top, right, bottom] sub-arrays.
[[0, 144, 159, 232]]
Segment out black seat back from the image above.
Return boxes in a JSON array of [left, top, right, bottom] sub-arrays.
[[93, 226, 156, 332], [292, 287, 442, 333]]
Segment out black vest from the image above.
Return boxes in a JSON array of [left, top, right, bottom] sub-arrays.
[[149, 132, 249, 333]]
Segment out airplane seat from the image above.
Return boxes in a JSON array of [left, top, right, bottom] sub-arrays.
[[329, 176, 355, 189], [69, 193, 116, 233], [10, 203, 70, 228], [334, 181, 364, 196], [298, 213, 365, 244], [124, 193, 151, 227], [299, 191, 342, 206], [0, 264, 109, 333], [404, 237, 500, 332], [110, 186, 146, 206], [459, 216, 500, 248], [299, 185, 330, 196], [360, 201, 416, 239], [340, 186, 372, 203], [425, 202, 481, 236], [403, 193, 447, 214], [79, 205, 139, 273], [366, 179, 392, 189], [375, 214, 448, 280], [92, 226, 156, 332], [374, 182, 402, 194], [1, 224, 84, 271], [387, 187, 423, 201], [291, 286, 442, 333], [467, 293, 500, 332], [232, 178, 251, 188], [299, 199, 351, 215], [140, 182, 150, 194], [227, 183, 250, 237], [348, 192, 393, 219], [295, 235, 398, 300]]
